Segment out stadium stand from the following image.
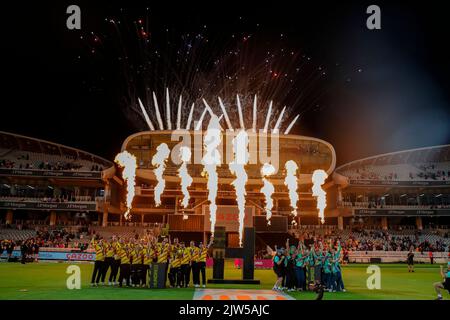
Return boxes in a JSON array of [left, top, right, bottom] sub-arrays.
[[0, 131, 111, 172], [337, 145, 450, 181], [339, 162, 450, 181]]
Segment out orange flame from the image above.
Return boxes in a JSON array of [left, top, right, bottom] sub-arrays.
[[312, 169, 328, 224], [114, 151, 137, 220]]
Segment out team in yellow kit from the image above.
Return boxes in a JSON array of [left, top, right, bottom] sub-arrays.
[[90, 235, 213, 288]]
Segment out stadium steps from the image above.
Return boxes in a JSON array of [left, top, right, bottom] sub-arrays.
[[0, 228, 37, 241]]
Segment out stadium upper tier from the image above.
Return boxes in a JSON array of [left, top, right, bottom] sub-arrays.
[[0, 196, 97, 203], [121, 131, 336, 185], [0, 131, 112, 173], [334, 144, 450, 185]]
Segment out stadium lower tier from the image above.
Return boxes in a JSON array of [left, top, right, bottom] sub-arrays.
[[0, 262, 449, 300]]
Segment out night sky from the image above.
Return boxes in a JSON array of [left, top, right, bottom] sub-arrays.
[[0, 1, 449, 165]]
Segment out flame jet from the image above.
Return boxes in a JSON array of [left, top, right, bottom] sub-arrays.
[[229, 130, 249, 247], [260, 163, 276, 225], [114, 151, 137, 220], [284, 160, 299, 217], [312, 169, 328, 224], [201, 115, 222, 235], [152, 143, 170, 207], [178, 146, 193, 208]]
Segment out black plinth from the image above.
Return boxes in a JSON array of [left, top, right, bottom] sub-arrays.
[[208, 226, 259, 285], [207, 279, 261, 285]]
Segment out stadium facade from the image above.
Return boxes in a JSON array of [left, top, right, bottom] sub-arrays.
[[331, 144, 450, 231], [120, 130, 336, 247], [0, 131, 117, 231], [1, 129, 449, 248]]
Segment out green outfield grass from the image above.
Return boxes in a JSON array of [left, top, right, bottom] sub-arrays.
[[0, 261, 446, 300]]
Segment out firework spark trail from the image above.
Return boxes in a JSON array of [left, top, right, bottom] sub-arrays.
[[263, 101, 273, 133], [201, 114, 222, 235], [178, 146, 193, 208], [185, 103, 195, 130], [284, 160, 299, 217], [284, 114, 300, 134], [176, 95, 182, 130], [273, 106, 286, 134], [218, 96, 234, 131], [252, 95, 257, 133], [152, 91, 164, 130], [138, 98, 155, 130], [86, 18, 334, 135], [114, 151, 137, 220], [236, 94, 245, 129], [229, 130, 249, 247], [261, 163, 276, 225], [312, 169, 328, 224], [166, 88, 172, 130], [152, 143, 170, 206]]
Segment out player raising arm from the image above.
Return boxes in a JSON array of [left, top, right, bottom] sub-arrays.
[[433, 262, 450, 300], [195, 236, 213, 288]]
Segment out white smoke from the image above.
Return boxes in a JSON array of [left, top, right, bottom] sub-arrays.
[[152, 143, 170, 207], [284, 160, 299, 217], [312, 169, 328, 224], [229, 130, 249, 247], [114, 151, 137, 220], [201, 115, 222, 235], [261, 163, 276, 225], [178, 146, 193, 208]]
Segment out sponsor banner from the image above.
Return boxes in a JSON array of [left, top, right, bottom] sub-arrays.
[[0, 168, 101, 179], [354, 208, 450, 216], [0, 201, 97, 211], [349, 179, 450, 187], [206, 258, 273, 269], [348, 251, 450, 263], [203, 205, 254, 233], [0, 250, 95, 261]]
